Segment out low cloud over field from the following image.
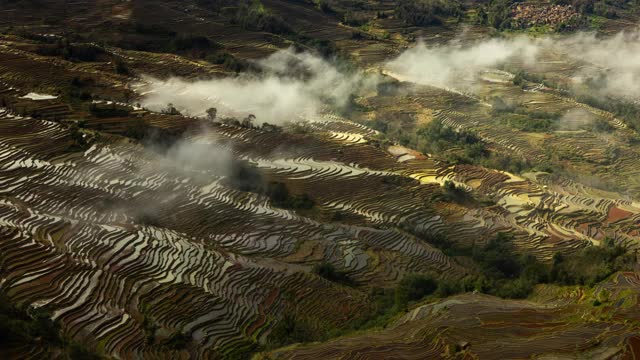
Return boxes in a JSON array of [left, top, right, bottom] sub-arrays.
[[386, 28, 640, 101], [385, 35, 544, 89], [556, 108, 596, 131], [137, 29, 640, 124], [137, 49, 378, 125], [156, 137, 233, 176], [565, 30, 640, 100]]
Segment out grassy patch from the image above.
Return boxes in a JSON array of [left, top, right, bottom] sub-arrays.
[[588, 15, 607, 30]]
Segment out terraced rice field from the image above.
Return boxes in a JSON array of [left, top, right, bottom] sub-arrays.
[[0, 5, 639, 357], [0, 85, 639, 356]]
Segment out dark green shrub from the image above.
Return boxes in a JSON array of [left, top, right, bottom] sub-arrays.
[[394, 274, 438, 309], [90, 103, 130, 118], [162, 332, 191, 350], [550, 239, 634, 286], [488, 0, 513, 29], [313, 262, 354, 285], [442, 180, 471, 203], [171, 35, 219, 52], [115, 59, 130, 75], [124, 119, 147, 140], [265, 182, 315, 209], [268, 314, 314, 347], [234, 1, 292, 34], [206, 52, 251, 72]]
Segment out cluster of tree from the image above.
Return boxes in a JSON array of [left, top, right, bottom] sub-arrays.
[[592, 117, 616, 132], [266, 182, 315, 209], [133, 23, 177, 37], [66, 85, 92, 102], [125, 33, 224, 62], [376, 77, 402, 97], [171, 35, 221, 53], [414, 119, 489, 165], [491, 96, 561, 133], [124, 22, 228, 61], [134, 213, 162, 228], [209, 110, 282, 132], [66, 76, 101, 103], [396, 0, 463, 26], [367, 113, 538, 175], [498, 113, 555, 132], [217, 114, 258, 128], [426, 232, 636, 299], [440, 180, 472, 203], [225, 160, 263, 194], [89, 103, 131, 118], [160, 332, 191, 350], [114, 59, 130, 75], [485, 0, 513, 29], [512, 69, 556, 89], [550, 238, 636, 286], [0, 292, 101, 359], [226, 160, 315, 210], [140, 302, 192, 350], [468, 233, 549, 298], [123, 119, 148, 141], [66, 122, 90, 152], [36, 40, 106, 62], [343, 10, 370, 26], [205, 51, 253, 72], [319, 272, 447, 333], [266, 313, 316, 348], [36, 40, 126, 81], [312, 262, 354, 285], [315, 0, 335, 13], [294, 37, 339, 58], [394, 274, 438, 309], [161, 103, 182, 116], [233, 0, 292, 34], [0, 294, 61, 349], [266, 234, 634, 347], [267, 271, 440, 344]]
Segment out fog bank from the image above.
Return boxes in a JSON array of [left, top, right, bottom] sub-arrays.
[[385, 36, 544, 90], [386, 29, 640, 101], [137, 49, 378, 125], [136, 29, 640, 124], [564, 30, 640, 100]]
